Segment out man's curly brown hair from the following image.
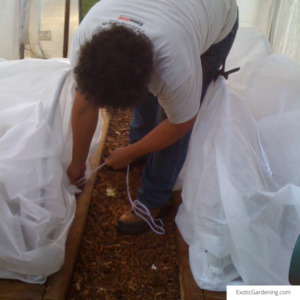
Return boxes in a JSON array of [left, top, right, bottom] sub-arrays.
[[74, 24, 153, 109]]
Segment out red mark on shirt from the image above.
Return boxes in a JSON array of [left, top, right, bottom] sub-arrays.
[[118, 16, 130, 22]]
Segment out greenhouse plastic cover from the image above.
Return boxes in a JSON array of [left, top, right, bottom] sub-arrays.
[[0, 58, 102, 283], [0, 0, 79, 60], [1, 0, 299, 62], [176, 27, 300, 290]]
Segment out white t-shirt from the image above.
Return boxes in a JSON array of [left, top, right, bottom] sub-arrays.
[[70, 0, 237, 124]]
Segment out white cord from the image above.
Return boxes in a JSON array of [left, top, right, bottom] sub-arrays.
[[254, 121, 273, 177], [75, 161, 165, 234], [76, 162, 106, 185], [126, 165, 165, 235]]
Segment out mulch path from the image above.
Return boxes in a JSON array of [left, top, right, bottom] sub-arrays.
[[67, 109, 180, 300]]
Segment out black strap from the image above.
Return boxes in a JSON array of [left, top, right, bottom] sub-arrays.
[[213, 58, 240, 81]]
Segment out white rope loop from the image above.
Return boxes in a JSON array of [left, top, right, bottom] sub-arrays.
[[76, 162, 165, 235], [126, 165, 165, 235]]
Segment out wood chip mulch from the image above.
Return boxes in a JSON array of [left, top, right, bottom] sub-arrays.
[[67, 109, 181, 300]]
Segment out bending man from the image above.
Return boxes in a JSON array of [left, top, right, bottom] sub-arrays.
[[67, 0, 238, 234]]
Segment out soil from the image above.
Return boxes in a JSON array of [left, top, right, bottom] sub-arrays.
[[68, 109, 180, 300]]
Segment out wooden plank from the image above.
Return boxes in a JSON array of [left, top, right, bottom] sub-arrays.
[[0, 280, 44, 300], [0, 110, 110, 300], [174, 191, 226, 300]]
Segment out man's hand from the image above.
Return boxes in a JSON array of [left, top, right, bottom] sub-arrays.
[[67, 163, 86, 188], [105, 146, 135, 169], [105, 115, 197, 170]]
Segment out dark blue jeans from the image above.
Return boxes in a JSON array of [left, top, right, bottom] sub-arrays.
[[129, 16, 238, 208]]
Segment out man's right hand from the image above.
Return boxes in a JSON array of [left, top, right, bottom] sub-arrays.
[[67, 163, 86, 188]]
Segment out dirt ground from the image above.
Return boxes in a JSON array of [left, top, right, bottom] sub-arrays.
[[68, 109, 180, 300]]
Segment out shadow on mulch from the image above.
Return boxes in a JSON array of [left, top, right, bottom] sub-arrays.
[[68, 109, 180, 300]]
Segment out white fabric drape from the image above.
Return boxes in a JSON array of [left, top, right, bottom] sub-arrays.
[[0, 58, 102, 283], [176, 26, 300, 290]]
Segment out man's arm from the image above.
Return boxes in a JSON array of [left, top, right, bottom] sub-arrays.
[[67, 90, 99, 185], [105, 115, 196, 169]]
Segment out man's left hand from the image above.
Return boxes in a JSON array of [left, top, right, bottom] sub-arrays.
[[105, 146, 135, 169]]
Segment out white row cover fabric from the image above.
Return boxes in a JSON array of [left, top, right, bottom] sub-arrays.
[[176, 27, 300, 290], [0, 58, 102, 283]]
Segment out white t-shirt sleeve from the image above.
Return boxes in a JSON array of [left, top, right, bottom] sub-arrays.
[[69, 28, 80, 71]]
